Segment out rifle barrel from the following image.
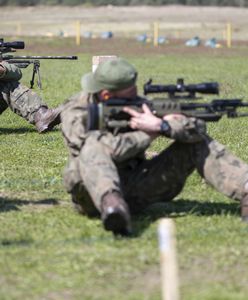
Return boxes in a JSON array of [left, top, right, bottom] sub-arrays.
[[11, 55, 78, 60]]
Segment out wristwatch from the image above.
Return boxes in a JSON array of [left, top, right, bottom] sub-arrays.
[[160, 119, 171, 136]]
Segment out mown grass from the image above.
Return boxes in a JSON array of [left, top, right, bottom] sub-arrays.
[[0, 38, 248, 300]]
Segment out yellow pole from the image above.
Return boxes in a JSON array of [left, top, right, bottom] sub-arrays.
[[153, 21, 159, 47], [16, 23, 21, 36], [226, 23, 232, 48], [75, 21, 81, 46]]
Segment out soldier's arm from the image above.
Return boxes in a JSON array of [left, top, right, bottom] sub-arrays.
[[164, 114, 207, 143], [124, 104, 207, 143], [0, 61, 22, 81], [61, 92, 88, 157], [62, 112, 152, 161], [97, 131, 152, 162]]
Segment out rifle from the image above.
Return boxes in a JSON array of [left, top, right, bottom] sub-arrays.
[[87, 97, 248, 134], [0, 39, 78, 89], [143, 78, 219, 99]]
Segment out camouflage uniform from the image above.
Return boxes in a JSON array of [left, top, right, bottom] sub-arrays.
[[61, 92, 248, 216], [0, 61, 48, 124]]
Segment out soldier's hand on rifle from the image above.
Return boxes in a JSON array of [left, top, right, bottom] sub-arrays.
[[124, 104, 162, 135], [123, 103, 188, 139], [163, 112, 189, 123]]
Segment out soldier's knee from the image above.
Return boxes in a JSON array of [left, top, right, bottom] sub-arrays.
[[63, 161, 81, 193], [193, 137, 220, 176], [231, 180, 248, 202]]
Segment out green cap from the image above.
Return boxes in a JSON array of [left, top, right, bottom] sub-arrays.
[[81, 58, 137, 93]]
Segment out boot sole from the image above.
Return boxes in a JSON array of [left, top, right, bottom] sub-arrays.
[[103, 212, 130, 236]]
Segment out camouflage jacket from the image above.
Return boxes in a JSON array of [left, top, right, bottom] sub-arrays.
[[61, 92, 207, 161], [61, 92, 152, 162], [0, 61, 22, 81]]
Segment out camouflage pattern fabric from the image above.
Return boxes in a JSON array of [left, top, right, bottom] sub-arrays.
[[61, 92, 248, 216], [0, 61, 47, 123]]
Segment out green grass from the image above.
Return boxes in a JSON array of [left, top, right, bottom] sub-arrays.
[[1, 38, 248, 299]]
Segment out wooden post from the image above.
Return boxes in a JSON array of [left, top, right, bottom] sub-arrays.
[[153, 21, 159, 47], [75, 21, 81, 46], [158, 219, 179, 300], [226, 23, 232, 48]]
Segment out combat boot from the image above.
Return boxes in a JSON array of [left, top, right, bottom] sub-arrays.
[[101, 191, 132, 236], [241, 194, 248, 223], [34, 106, 61, 133]]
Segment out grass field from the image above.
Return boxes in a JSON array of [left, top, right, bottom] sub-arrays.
[[1, 36, 248, 300]]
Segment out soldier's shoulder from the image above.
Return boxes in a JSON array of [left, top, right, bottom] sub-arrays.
[[61, 91, 87, 119], [63, 91, 87, 109], [65, 91, 84, 102]]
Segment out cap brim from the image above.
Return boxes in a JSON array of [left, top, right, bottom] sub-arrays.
[[81, 73, 103, 94]]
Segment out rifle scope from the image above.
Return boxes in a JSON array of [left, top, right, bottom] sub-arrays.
[[0, 40, 25, 50], [144, 78, 219, 97]]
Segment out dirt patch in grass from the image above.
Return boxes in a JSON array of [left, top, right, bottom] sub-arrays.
[[21, 36, 248, 58]]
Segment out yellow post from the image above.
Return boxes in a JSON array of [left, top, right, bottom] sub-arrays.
[[75, 21, 81, 46], [16, 23, 21, 36], [153, 21, 159, 47], [226, 23, 232, 48]]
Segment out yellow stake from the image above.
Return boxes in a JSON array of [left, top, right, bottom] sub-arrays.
[[153, 22, 159, 47], [75, 21, 81, 46], [226, 23, 232, 48]]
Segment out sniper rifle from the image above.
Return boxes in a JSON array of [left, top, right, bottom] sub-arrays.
[[0, 39, 78, 89], [87, 96, 248, 134]]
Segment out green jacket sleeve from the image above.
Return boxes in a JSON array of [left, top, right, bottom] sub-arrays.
[[0, 61, 22, 81]]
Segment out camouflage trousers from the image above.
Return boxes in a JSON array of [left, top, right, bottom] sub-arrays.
[[0, 81, 47, 124], [64, 134, 248, 216]]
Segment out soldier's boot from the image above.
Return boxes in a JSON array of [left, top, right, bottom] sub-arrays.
[[241, 194, 248, 223], [101, 191, 132, 236], [34, 106, 61, 133]]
